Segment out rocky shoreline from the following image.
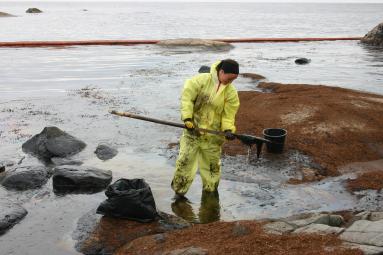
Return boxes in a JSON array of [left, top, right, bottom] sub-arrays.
[[70, 80, 383, 255], [1, 72, 382, 254]]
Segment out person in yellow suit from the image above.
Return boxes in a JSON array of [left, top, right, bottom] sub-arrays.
[[171, 59, 240, 196]]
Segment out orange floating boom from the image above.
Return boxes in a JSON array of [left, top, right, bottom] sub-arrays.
[[0, 37, 362, 48]]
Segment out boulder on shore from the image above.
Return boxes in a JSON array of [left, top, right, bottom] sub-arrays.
[[1, 165, 50, 190], [361, 22, 383, 47], [22, 127, 86, 160], [26, 8, 42, 13], [52, 165, 112, 194], [0, 200, 27, 235]]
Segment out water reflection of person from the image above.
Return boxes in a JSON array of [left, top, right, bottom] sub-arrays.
[[171, 190, 220, 224]]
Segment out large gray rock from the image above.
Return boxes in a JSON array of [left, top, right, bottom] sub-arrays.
[[340, 220, 383, 247], [94, 143, 118, 160], [263, 221, 296, 235], [52, 165, 112, 194], [26, 8, 42, 13], [361, 22, 383, 47], [294, 223, 345, 235], [157, 38, 233, 50], [0, 200, 28, 235], [1, 165, 50, 190], [22, 127, 86, 160]]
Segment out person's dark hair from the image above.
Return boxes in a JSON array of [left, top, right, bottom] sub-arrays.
[[216, 59, 239, 74]]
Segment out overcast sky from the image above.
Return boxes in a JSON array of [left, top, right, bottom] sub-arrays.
[[6, 0, 383, 2], [126, 0, 383, 2]]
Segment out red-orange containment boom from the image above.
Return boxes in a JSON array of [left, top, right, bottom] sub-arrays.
[[0, 37, 362, 48]]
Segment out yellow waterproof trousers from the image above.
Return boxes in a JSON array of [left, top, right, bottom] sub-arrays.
[[171, 131, 222, 195]]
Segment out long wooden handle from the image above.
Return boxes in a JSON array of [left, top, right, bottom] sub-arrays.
[[109, 110, 271, 144], [109, 110, 225, 136]]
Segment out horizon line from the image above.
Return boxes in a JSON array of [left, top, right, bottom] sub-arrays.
[[4, 0, 383, 2]]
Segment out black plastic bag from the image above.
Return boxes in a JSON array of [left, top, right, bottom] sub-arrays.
[[96, 178, 158, 222]]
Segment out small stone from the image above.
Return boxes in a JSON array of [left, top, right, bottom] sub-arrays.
[[370, 212, 383, 222], [26, 8, 42, 13], [301, 167, 317, 181], [198, 65, 210, 73], [94, 143, 118, 160], [165, 246, 208, 255], [240, 73, 266, 80], [356, 211, 371, 220], [263, 221, 296, 235], [232, 222, 250, 237], [329, 215, 344, 227], [153, 233, 166, 243], [295, 58, 311, 65]]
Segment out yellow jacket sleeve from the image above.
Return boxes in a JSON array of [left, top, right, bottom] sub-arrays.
[[221, 85, 240, 133], [180, 75, 202, 121]]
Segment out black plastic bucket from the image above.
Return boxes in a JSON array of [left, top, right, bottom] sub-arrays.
[[263, 128, 287, 154]]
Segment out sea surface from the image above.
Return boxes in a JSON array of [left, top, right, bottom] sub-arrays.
[[0, 1, 383, 95], [0, 2, 383, 255]]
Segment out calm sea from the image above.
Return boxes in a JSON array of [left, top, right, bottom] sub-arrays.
[[0, 2, 382, 95]]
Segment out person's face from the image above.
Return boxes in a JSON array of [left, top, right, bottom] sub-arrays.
[[218, 70, 238, 85]]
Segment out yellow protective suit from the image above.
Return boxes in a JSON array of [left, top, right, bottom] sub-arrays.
[[171, 61, 240, 195]]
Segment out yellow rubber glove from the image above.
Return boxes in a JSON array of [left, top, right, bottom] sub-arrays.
[[184, 119, 194, 130]]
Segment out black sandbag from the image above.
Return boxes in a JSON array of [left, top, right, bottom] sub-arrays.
[[96, 178, 158, 222]]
